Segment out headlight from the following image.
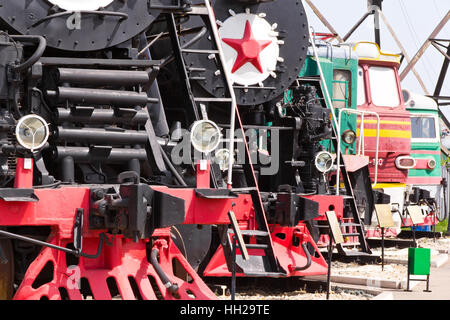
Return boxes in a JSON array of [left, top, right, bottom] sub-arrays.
[[342, 129, 356, 144], [427, 159, 436, 169], [15, 114, 49, 152], [315, 151, 333, 173], [215, 148, 233, 171], [395, 156, 416, 169], [190, 120, 221, 154]]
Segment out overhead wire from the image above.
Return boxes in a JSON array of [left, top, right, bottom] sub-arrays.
[[398, 0, 438, 86]]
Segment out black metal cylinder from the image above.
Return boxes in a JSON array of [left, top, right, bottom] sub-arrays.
[[60, 156, 75, 183], [128, 158, 141, 178], [56, 107, 149, 125], [54, 146, 147, 163], [48, 87, 150, 106], [56, 68, 150, 86], [56, 127, 148, 145]]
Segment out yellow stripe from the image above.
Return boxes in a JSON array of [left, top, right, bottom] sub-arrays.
[[357, 120, 410, 125], [356, 128, 411, 138], [372, 183, 406, 189], [340, 182, 407, 189]]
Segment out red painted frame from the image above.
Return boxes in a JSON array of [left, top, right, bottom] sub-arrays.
[[2, 159, 345, 299]]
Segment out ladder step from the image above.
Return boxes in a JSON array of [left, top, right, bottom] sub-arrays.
[[341, 222, 362, 227], [185, 6, 209, 16], [187, 67, 206, 72], [181, 48, 219, 54], [239, 230, 269, 237], [194, 97, 233, 102], [245, 243, 269, 249], [189, 77, 206, 80], [342, 233, 361, 237], [230, 187, 258, 193], [243, 272, 286, 277], [340, 250, 374, 257]]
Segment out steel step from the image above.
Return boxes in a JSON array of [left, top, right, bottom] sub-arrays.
[[239, 230, 270, 237], [230, 187, 258, 193], [245, 243, 269, 249], [193, 97, 233, 102], [243, 272, 286, 277], [340, 250, 374, 257], [341, 222, 362, 227], [181, 48, 219, 54], [342, 233, 361, 237], [188, 77, 206, 80]]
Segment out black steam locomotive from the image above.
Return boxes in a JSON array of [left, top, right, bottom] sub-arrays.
[[0, 0, 344, 300]]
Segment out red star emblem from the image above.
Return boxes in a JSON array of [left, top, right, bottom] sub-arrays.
[[222, 20, 272, 74]]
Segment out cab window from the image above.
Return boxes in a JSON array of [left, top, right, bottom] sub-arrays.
[[332, 69, 351, 108], [411, 116, 437, 140], [368, 66, 400, 107]]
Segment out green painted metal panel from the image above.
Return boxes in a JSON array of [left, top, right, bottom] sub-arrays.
[[408, 247, 431, 275], [408, 153, 441, 178], [407, 107, 442, 179], [297, 55, 359, 154]]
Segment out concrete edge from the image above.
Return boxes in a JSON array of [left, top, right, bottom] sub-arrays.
[[303, 278, 384, 299], [371, 291, 394, 300], [304, 275, 415, 290], [432, 254, 448, 268], [330, 283, 382, 296], [378, 254, 448, 268]]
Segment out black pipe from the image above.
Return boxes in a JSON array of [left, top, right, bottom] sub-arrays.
[[10, 35, 46, 72], [150, 248, 179, 294], [292, 243, 312, 271], [47, 87, 156, 106], [32, 10, 128, 28], [40, 57, 158, 68], [0, 229, 107, 259], [78, 233, 109, 259], [56, 107, 149, 125], [128, 158, 141, 179], [56, 68, 150, 86], [56, 127, 148, 144], [159, 144, 187, 186], [54, 146, 147, 162]]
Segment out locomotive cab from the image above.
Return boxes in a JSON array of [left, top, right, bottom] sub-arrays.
[[404, 89, 443, 229], [353, 42, 414, 184]]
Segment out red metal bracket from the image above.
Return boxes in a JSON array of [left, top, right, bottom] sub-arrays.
[[13, 229, 216, 300], [14, 158, 33, 189], [203, 223, 328, 277]]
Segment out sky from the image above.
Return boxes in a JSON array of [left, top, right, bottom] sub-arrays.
[[302, 0, 450, 118]]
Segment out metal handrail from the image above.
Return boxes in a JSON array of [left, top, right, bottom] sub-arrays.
[[203, 0, 238, 187], [31, 10, 128, 28], [308, 26, 340, 134], [308, 24, 381, 194], [336, 108, 380, 195]]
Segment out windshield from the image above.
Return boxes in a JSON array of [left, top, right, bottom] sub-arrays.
[[411, 116, 437, 140], [368, 66, 400, 107]]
